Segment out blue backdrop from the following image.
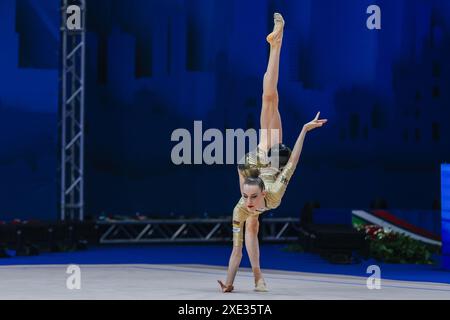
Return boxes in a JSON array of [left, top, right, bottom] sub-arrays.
[[1, 0, 450, 221]]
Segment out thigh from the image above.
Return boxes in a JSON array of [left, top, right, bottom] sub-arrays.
[[260, 95, 276, 131], [268, 109, 282, 147], [259, 95, 278, 151]]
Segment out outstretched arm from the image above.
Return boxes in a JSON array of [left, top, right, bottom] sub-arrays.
[[218, 244, 243, 292], [288, 112, 327, 168]]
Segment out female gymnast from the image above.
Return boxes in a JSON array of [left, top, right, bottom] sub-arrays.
[[217, 13, 328, 293]]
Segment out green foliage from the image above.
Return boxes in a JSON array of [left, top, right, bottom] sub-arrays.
[[356, 225, 439, 264]]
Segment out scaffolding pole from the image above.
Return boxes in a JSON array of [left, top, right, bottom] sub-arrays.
[[60, 0, 86, 221]]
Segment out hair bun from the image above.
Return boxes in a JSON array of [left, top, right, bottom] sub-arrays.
[[238, 164, 261, 179], [247, 167, 261, 178]]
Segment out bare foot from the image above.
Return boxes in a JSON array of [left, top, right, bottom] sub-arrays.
[[266, 13, 285, 45], [217, 280, 234, 293]]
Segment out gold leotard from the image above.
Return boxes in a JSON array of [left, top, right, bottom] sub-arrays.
[[239, 147, 280, 180], [232, 161, 296, 246]]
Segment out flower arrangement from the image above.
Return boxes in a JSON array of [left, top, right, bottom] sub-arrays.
[[355, 224, 439, 264]]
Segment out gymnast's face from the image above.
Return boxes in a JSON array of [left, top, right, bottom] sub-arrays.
[[242, 184, 266, 211]]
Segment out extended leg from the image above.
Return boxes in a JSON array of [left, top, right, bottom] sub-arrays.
[[269, 108, 282, 146], [259, 13, 285, 152]]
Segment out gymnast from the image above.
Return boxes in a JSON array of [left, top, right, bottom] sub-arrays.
[[217, 13, 327, 293]]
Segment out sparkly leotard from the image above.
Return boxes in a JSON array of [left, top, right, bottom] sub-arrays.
[[232, 148, 296, 246]]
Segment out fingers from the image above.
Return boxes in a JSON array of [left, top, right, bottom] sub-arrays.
[[314, 112, 320, 121], [305, 113, 327, 131], [310, 121, 327, 130], [312, 120, 327, 126], [218, 280, 233, 293], [218, 280, 226, 291]]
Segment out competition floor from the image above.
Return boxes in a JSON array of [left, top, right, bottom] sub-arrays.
[[1, 245, 449, 300], [1, 264, 450, 300]]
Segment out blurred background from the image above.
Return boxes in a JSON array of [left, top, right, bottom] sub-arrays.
[[1, 0, 450, 222], [0, 0, 449, 291]]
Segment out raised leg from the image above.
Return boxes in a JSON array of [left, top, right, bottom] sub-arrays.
[[269, 108, 282, 147], [259, 13, 285, 152]]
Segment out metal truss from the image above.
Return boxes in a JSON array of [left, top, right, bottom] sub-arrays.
[[60, 0, 86, 221], [97, 218, 301, 244]]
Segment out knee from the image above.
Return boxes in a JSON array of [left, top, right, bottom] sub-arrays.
[[262, 91, 278, 103], [246, 220, 260, 236]]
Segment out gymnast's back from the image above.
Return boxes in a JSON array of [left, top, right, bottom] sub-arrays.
[[238, 143, 292, 183]]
